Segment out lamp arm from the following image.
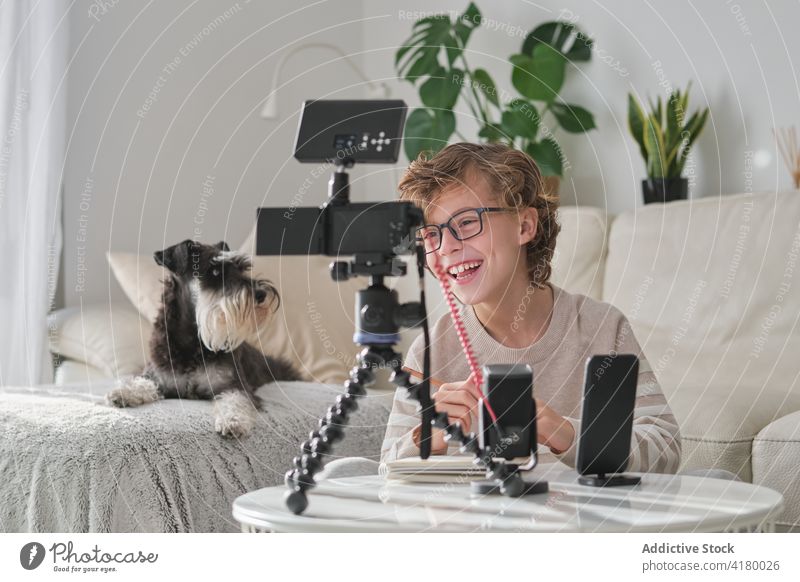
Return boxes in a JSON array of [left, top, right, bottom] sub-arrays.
[[270, 42, 376, 93]]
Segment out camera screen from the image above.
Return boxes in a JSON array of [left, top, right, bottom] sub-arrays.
[[294, 99, 406, 164]]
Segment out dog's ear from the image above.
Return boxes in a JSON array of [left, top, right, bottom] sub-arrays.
[[214, 241, 230, 252], [154, 239, 195, 276]]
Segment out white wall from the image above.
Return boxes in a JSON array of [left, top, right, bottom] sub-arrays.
[[64, 0, 370, 306], [63, 0, 800, 307], [362, 0, 800, 210]]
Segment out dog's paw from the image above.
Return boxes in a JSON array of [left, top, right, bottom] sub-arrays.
[[214, 415, 253, 439], [106, 377, 161, 408], [213, 392, 256, 438]]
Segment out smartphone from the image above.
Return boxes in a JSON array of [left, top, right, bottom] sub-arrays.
[[477, 364, 537, 461], [576, 354, 639, 476]]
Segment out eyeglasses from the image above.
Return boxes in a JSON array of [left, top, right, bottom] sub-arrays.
[[416, 207, 509, 254]]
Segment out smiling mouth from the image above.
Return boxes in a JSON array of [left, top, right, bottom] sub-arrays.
[[447, 260, 483, 284]]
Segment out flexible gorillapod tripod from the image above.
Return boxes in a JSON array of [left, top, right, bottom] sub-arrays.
[[283, 167, 537, 515]]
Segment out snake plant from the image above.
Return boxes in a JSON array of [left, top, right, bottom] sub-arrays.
[[628, 84, 709, 179]]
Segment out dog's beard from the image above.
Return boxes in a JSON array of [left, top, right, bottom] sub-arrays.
[[194, 282, 275, 352]]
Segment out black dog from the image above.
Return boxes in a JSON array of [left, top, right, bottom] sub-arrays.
[[106, 240, 301, 438]]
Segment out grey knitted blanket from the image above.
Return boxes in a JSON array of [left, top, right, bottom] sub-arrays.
[[0, 380, 392, 532]]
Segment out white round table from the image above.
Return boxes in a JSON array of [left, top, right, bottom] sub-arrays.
[[233, 463, 784, 533]]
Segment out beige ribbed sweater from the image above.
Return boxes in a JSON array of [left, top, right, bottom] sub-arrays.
[[380, 283, 682, 473]]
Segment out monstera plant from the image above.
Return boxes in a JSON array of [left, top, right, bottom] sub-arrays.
[[628, 84, 709, 203], [396, 3, 596, 179]]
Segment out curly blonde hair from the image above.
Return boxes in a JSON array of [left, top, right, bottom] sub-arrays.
[[398, 142, 560, 288]]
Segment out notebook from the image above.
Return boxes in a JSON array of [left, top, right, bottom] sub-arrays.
[[380, 456, 486, 483], [380, 453, 552, 483]]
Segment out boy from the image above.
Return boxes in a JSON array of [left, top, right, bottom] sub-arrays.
[[380, 142, 681, 473]]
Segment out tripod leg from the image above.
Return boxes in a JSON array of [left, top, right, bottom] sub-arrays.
[[284, 347, 383, 515]]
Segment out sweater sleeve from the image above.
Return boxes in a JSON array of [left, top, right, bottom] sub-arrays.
[[552, 314, 682, 473]]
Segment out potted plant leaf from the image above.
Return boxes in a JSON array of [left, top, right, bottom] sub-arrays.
[[628, 84, 709, 204], [395, 3, 596, 189]]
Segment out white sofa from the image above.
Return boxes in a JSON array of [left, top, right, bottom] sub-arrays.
[[48, 190, 800, 531], [553, 190, 800, 532]]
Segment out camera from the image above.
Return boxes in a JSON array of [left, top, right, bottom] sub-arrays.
[[256, 99, 422, 261], [256, 99, 426, 345]]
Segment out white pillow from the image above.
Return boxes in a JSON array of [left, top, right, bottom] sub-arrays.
[[47, 303, 152, 377], [107, 251, 165, 323]]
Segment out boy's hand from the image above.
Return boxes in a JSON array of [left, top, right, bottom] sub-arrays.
[[535, 398, 576, 455], [432, 373, 482, 432]]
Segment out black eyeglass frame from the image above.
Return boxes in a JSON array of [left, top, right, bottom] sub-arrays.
[[415, 207, 510, 254]]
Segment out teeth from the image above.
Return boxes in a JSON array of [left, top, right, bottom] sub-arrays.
[[448, 261, 482, 276]]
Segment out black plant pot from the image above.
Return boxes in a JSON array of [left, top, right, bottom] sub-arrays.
[[641, 177, 688, 204]]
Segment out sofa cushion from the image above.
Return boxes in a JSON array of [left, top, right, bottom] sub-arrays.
[[753, 411, 800, 530], [47, 303, 152, 377], [550, 206, 608, 300], [604, 191, 800, 479], [667, 353, 800, 481]]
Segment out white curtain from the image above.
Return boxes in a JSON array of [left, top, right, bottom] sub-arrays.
[[0, 0, 68, 386]]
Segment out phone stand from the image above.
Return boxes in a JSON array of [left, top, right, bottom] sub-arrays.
[[578, 473, 641, 487], [470, 370, 548, 497], [575, 354, 642, 490]]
